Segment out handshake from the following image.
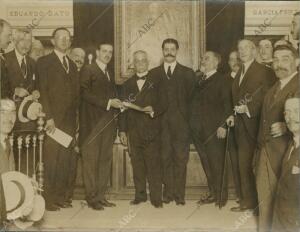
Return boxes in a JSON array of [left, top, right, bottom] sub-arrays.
[[109, 98, 154, 115]]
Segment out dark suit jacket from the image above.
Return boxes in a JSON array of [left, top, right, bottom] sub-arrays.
[[79, 62, 118, 145], [232, 60, 276, 141], [119, 72, 167, 141], [0, 54, 12, 98], [36, 52, 79, 134], [151, 63, 196, 123], [273, 143, 300, 230], [256, 73, 299, 177], [4, 50, 37, 95], [190, 72, 232, 142]]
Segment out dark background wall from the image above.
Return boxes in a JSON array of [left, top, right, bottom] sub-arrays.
[[73, 0, 245, 73]]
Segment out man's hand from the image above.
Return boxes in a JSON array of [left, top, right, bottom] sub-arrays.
[[45, 119, 56, 134], [270, 122, 287, 138], [226, 115, 235, 127], [217, 127, 227, 139], [14, 87, 29, 98], [143, 106, 153, 114], [110, 98, 124, 109], [234, 105, 248, 114], [119, 132, 127, 146]]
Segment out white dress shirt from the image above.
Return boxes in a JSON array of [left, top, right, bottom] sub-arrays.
[[164, 61, 177, 76], [0, 135, 7, 150], [239, 59, 254, 85], [15, 49, 26, 68], [205, 69, 217, 80], [96, 59, 110, 81], [136, 71, 148, 91], [54, 49, 69, 72], [230, 71, 237, 79]]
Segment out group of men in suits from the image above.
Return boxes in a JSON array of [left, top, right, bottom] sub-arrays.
[[0, 11, 299, 231]]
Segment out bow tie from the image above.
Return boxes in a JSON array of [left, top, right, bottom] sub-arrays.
[[137, 75, 147, 80]]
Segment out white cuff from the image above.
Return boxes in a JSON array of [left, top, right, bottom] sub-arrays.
[[106, 99, 112, 111], [245, 105, 251, 118], [150, 112, 154, 118]]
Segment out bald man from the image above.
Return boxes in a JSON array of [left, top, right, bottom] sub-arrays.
[[69, 48, 86, 71], [227, 39, 276, 212]]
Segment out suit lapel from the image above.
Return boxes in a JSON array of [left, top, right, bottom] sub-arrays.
[[239, 61, 256, 90], [268, 74, 299, 110], [51, 52, 67, 75], [11, 51, 25, 82]]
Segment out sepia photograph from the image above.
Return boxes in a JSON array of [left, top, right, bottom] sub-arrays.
[[0, 0, 299, 231]]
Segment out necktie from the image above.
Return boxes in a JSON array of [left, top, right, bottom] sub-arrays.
[[21, 57, 27, 78], [167, 66, 172, 79], [137, 75, 147, 80], [63, 56, 69, 73], [273, 81, 281, 100], [105, 68, 110, 81]]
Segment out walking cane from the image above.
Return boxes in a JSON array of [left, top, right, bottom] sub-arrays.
[[219, 126, 230, 209]]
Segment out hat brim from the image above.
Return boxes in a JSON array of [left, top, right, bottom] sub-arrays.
[[27, 194, 45, 222], [2, 171, 35, 220]]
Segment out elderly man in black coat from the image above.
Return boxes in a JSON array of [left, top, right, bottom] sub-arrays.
[[227, 39, 276, 212], [190, 51, 232, 206], [119, 50, 167, 208]]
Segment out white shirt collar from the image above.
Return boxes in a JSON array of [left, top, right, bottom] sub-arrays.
[[205, 69, 217, 79], [96, 59, 107, 73], [54, 49, 67, 63], [279, 71, 298, 89], [164, 61, 177, 74], [243, 58, 254, 73], [136, 71, 148, 78], [15, 49, 26, 66], [293, 134, 300, 149]]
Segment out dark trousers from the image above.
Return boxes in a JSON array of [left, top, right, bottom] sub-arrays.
[[43, 114, 76, 206], [235, 123, 258, 209], [128, 133, 162, 204], [161, 124, 190, 202], [82, 121, 116, 204], [43, 137, 74, 205], [66, 150, 79, 201]]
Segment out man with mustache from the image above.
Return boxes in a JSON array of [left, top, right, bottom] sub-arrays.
[[0, 19, 12, 98], [69, 47, 86, 71], [37, 27, 80, 211], [151, 38, 196, 205], [254, 45, 299, 232], [226, 39, 276, 212], [272, 93, 300, 232], [80, 42, 123, 210]]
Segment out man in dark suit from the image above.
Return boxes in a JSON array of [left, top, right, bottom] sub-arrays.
[[272, 94, 300, 232], [4, 28, 39, 177], [37, 27, 80, 211], [226, 39, 276, 212], [190, 51, 232, 206], [80, 42, 123, 210], [255, 45, 299, 232], [0, 19, 12, 99], [151, 38, 196, 205], [119, 50, 167, 208]]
